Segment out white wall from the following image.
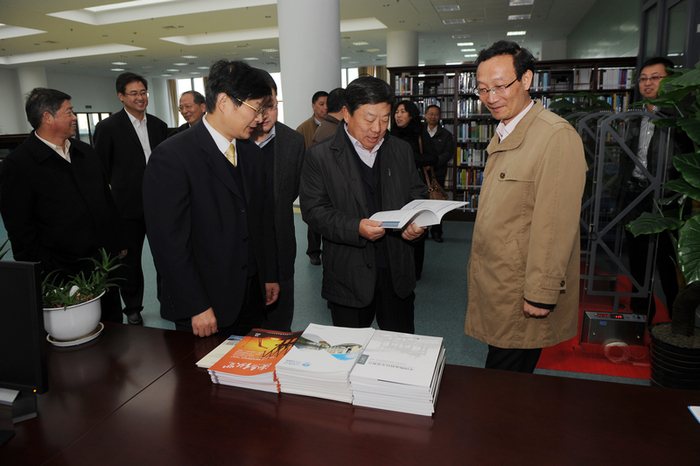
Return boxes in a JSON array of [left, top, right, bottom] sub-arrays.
[[0, 69, 27, 134]]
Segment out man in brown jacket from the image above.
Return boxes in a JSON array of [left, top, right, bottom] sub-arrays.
[[296, 90, 328, 149], [464, 41, 587, 373]]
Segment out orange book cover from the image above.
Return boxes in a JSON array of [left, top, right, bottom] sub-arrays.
[[208, 328, 303, 378]]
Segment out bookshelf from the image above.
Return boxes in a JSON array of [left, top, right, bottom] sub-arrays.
[[389, 57, 637, 219]]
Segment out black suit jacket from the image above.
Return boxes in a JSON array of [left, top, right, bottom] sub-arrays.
[[265, 122, 305, 281], [0, 133, 122, 277], [143, 121, 278, 327], [428, 124, 454, 183], [168, 122, 191, 139], [93, 108, 168, 219]]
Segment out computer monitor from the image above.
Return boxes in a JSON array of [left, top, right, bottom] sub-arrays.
[[0, 260, 48, 395]]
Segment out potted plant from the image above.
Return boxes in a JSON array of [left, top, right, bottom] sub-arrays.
[[626, 63, 700, 389], [42, 249, 122, 342]]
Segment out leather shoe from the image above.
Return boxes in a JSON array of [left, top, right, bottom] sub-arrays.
[[309, 256, 321, 266], [126, 311, 143, 325], [433, 235, 444, 243]]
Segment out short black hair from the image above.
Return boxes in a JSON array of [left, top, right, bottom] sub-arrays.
[[326, 87, 346, 113], [344, 77, 395, 115], [312, 91, 328, 104], [426, 104, 441, 114], [393, 100, 421, 125], [181, 90, 205, 105], [25, 87, 71, 130], [205, 60, 272, 113], [476, 40, 536, 81], [258, 69, 278, 93], [640, 57, 675, 74], [116, 72, 147, 95]]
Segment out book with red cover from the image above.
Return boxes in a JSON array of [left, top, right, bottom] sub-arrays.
[[208, 328, 302, 393]]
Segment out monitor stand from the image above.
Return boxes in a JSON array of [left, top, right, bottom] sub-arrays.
[[11, 390, 38, 424]]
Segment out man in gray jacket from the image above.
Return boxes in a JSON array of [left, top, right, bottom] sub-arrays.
[[300, 77, 428, 333]]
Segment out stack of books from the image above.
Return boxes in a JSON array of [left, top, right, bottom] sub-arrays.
[[276, 324, 376, 403], [349, 330, 446, 416], [207, 329, 302, 393]]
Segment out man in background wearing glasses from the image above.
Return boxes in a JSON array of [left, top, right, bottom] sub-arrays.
[[94, 72, 168, 326], [143, 60, 279, 337], [169, 90, 206, 138], [464, 41, 587, 373]]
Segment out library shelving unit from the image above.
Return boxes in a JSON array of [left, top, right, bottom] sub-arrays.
[[389, 57, 637, 219]]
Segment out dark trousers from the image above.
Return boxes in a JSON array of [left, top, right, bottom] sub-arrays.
[[100, 286, 123, 323], [118, 217, 147, 315], [486, 345, 542, 373], [175, 274, 264, 337], [329, 267, 415, 334], [306, 227, 322, 259], [414, 236, 425, 280], [261, 277, 294, 332]]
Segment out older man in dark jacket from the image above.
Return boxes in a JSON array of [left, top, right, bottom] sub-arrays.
[[300, 77, 428, 334]]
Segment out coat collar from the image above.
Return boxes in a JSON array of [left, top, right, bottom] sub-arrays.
[[487, 100, 544, 155], [194, 122, 247, 202], [328, 123, 374, 218]]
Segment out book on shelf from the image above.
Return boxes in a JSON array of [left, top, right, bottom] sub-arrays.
[[349, 330, 446, 417], [196, 334, 244, 368], [276, 324, 376, 403], [369, 199, 468, 229], [208, 328, 303, 393]]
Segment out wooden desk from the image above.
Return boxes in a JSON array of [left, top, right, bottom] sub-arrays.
[[2, 324, 699, 465]]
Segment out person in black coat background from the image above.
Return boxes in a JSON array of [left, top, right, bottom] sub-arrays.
[[94, 72, 168, 325], [424, 104, 454, 243], [391, 100, 437, 280], [0, 88, 124, 322]]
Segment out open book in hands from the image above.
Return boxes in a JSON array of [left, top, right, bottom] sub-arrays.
[[369, 200, 468, 229]]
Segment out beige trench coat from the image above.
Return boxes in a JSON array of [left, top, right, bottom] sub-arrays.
[[464, 102, 587, 349]]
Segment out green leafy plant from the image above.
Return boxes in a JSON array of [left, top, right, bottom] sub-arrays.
[[626, 63, 700, 337], [0, 239, 9, 260], [42, 249, 123, 309]]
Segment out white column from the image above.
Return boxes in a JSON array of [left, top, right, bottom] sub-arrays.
[[387, 31, 419, 68], [277, 0, 341, 129], [17, 66, 48, 132]]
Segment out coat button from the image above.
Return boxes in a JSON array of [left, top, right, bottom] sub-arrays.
[[499, 172, 505, 179], [560, 280, 565, 287], [367, 264, 372, 269]]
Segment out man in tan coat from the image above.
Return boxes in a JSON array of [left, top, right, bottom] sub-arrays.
[[464, 41, 587, 373]]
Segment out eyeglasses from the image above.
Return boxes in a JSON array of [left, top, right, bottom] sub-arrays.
[[638, 76, 667, 83], [264, 104, 278, 114], [473, 78, 518, 97], [124, 90, 148, 98], [235, 98, 266, 116]]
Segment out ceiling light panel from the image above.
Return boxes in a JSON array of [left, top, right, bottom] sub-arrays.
[[509, 15, 531, 20], [435, 5, 460, 12]]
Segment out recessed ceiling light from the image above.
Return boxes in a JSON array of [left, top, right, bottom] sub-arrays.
[[464, 54, 477, 58], [453, 35, 471, 39], [436, 5, 460, 12], [457, 42, 474, 46], [507, 31, 527, 36], [262, 48, 278, 52], [244, 57, 258, 60], [461, 49, 476, 52], [181, 55, 197, 59], [352, 41, 369, 46], [446, 62, 463, 66], [366, 48, 381, 52], [112, 61, 127, 65], [377, 54, 387, 57], [165, 69, 179, 72], [173, 62, 188, 65], [162, 73, 172, 77], [86, 0, 177, 13], [509, 14, 531, 20], [509, 0, 534, 5], [190, 71, 199, 74], [111, 68, 125, 71], [341, 57, 350, 60], [197, 66, 209, 69], [443, 19, 466, 25]]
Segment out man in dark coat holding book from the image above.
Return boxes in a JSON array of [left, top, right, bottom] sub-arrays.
[[300, 77, 428, 334]]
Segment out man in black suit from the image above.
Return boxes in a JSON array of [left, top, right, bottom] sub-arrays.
[[252, 71, 306, 332], [168, 90, 206, 138], [424, 104, 454, 243], [143, 60, 279, 337], [0, 88, 124, 322], [94, 72, 168, 325]]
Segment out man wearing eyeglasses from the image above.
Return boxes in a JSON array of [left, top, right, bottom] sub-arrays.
[[463, 41, 587, 373], [251, 71, 306, 332], [143, 61, 279, 338], [94, 72, 168, 326], [169, 90, 206, 138]]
